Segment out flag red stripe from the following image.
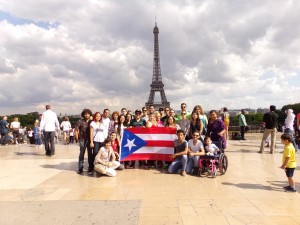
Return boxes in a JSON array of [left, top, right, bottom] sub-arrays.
[[121, 153, 173, 162], [145, 140, 174, 147], [125, 127, 177, 134]]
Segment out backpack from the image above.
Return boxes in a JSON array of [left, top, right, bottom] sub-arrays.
[[232, 132, 241, 140]]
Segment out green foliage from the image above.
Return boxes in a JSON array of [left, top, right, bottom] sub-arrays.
[[281, 103, 300, 115], [230, 113, 264, 126], [7, 112, 39, 128]]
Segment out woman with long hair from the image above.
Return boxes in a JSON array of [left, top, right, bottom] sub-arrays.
[[155, 112, 164, 127], [89, 112, 106, 175], [146, 113, 158, 128], [193, 105, 207, 136], [188, 112, 203, 140], [108, 111, 119, 135], [166, 116, 180, 130], [124, 113, 132, 127]]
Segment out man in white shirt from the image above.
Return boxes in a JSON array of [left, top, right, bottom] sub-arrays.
[[101, 108, 110, 139], [40, 105, 60, 156]]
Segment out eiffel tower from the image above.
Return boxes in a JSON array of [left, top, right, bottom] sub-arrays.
[[145, 22, 170, 110]]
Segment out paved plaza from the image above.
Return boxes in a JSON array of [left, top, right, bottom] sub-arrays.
[[0, 133, 299, 225]]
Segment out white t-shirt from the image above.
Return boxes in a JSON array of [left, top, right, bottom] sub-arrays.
[[205, 144, 219, 155], [188, 139, 204, 153], [90, 121, 106, 142], [101, 117, 110, 138], [61, 121, 72, 131], [10, 121, 20, 130]]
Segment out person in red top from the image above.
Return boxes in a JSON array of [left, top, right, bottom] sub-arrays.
[[110, 131, 124, 170]]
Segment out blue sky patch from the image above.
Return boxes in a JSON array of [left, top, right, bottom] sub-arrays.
[[0, 10, 59, 29]]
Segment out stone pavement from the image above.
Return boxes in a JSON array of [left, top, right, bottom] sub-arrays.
[[0, 133, 299, 225]]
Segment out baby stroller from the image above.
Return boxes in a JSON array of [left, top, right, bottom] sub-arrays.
[[198, 141, 228, 178]]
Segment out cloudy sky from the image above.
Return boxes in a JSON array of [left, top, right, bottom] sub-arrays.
[[0, 0, 299, 115]]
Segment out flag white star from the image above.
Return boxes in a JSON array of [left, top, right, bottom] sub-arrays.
[[124, 138, 136, 151]]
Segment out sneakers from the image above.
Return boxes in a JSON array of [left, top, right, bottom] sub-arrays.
[[88, 169, 93, 175], [285, 186, 296, 192], [283, 185, 291, 190]]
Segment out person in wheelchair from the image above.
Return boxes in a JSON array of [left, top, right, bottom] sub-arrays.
[[204, 136, 220, 156], [199, 137, 220, 176]]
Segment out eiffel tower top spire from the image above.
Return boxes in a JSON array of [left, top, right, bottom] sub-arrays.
[[145, 21, 170, 110]]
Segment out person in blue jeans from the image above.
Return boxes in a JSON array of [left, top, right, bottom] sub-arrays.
[[75, 108, 92, 174], [168, 129, 188, 176]]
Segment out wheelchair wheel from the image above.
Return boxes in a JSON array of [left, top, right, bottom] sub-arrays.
[[219, 154, 228, 175]]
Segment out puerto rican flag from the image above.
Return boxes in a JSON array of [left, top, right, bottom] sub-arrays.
[[120, 127, 177, 161]]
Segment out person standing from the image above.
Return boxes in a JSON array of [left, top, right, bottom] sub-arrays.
[[75, 108, 92, 174], [40, 105, 60, 156], [10, 117, 21, 144], [280, 134, 297, 192], [221, 107, 230, 140], [141, 106, 149, 122], [259, 105, 278, 154], [60, 117, 72, 145], [161, 107, 170, 126], [128, 109, 146, 168], [238, 109, 247, 141], [0, 116, 9, 145], [101, 108, 110, 139], [89, 112, 106, 175]]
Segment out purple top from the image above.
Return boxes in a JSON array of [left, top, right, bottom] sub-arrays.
[[206, 118, 226, 149]]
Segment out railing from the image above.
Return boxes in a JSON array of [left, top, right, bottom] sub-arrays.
[[229, 124, 263, 133]]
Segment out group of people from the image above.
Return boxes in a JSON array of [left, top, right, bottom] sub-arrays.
[[258, 105, 298, 192], [0, 116, 30, 145], [72, 103, 227, 177], [1, 104, 299, 188]]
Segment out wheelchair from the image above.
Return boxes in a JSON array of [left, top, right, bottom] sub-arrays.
[[198, 140, 228, 178]]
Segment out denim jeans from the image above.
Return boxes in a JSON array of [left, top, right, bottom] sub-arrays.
[[78, 140, 90, 170], [89, 141, 104, 170], [168, 155, 188, 173], [44, 131, 55, 155], [1, 132, 8, 145], [186, 155, 200, 173]]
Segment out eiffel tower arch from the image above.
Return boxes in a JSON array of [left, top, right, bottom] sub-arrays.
[[145, 22, 170, 110]]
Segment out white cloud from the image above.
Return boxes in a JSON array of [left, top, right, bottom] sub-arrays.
[[0, 0, 299, 115]]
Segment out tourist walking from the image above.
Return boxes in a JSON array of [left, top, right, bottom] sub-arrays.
[[40, 105, 60, 156], [60, 117, 72, 145], [10, 117, 21, 144]]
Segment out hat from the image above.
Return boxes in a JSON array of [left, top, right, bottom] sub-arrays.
[[135, 109, 142, 114]]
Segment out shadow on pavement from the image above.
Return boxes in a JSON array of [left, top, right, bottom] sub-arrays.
[[222, 181, 283, 192]]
